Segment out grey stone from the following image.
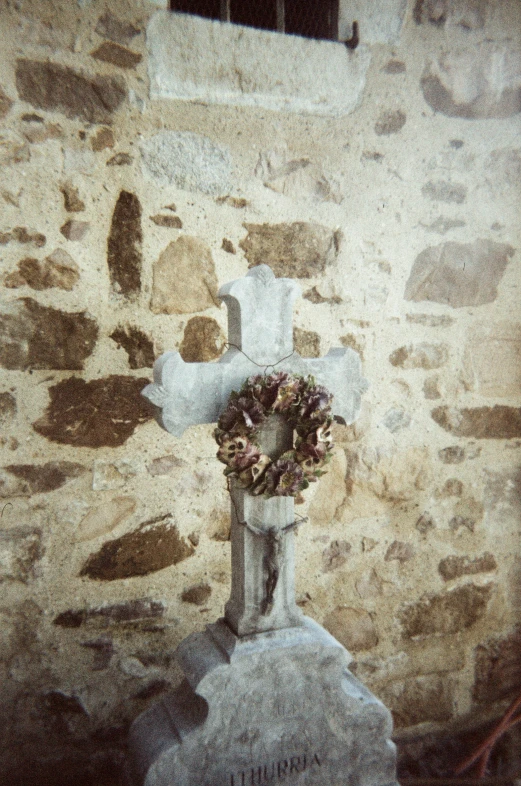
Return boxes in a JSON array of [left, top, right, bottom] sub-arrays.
[[405, 240, 514, 307], [383, 408, 411, 433], [95, 12, 140, 45], [374, 110, 406, 135], [0, 527, 42, 583], [129, 619, 397, 786], [141, 131, 232, 195], [421, 181, 467, 204]]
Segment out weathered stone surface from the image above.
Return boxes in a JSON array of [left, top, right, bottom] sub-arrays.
[[15, 60, 126, 124], [75, 497, 137, 543], [21, 119, 62, 145], [255, 149, 341, 203], [33, 375, 152, 447], [95, 12, 140, 45], [485, 147, 521, 195], [240, 222, 341, 278], [81, 635, 114, 670], [92, 459, 138, 491], [415, 513, 435, 535], [150, 213, 182, 228], [421, 43, 521, 119], [293, 326, 320, 359], [400, 583, 493, 639], [0, 392, 16, 423], [54, 598, 165, 628], [423, 375, 441, 400], [179, 316, 224, 363], [484, 467, 521, 520], [150, 236, 218, 315], [5, 251, 79, 291], [473, 626, 521, 703], [61, 184, 85, 213], [91, 42, 142, 69], [379, 674, 453, 728], [181, 583, 212, 605], [384, 60, 406, 74], [308, 451, 347, 527], [0, 527, 42, 582], [0, 86, 13, 118], [80, 514, 194, 580], [405, 240, 514, 307], [0, 129, 29, 165], [421, 181, 467, 204], [438, 553, 497, 582], [374, 110, 406, 135], [60, 219, 89, 242], [383, 407, 411, 432], [0, 226, 46, 246], [356, 569, 384, 599], [462, 322, 521, 397], [147, 455, 185, 476], [107, 152, 133, 166], [441, 478, 463, 497], [432, 405, 521, 439], [107, 191, 142, 297], [385, 541, 415, 562], [449, 515, 476, 533], [323, 607, 378, 652], [1, 461, 85, 498], [109, 325, 154, 369], [322, 540, 352, 572], [91, 127, 114, 151], [438, 445, 465, 464], [141, 131, 232, 195], [0, 298, 98, 370], [389, 343, 448, 369]]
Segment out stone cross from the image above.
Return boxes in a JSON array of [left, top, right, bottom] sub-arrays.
[[143, 264, 367, 635]]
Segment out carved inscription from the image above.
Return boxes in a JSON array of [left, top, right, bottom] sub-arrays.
[[229, 752, 321, 786]]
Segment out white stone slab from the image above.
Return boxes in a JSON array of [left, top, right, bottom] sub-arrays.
[[146, 11, 371, 116], [129, 618, 398, 786]]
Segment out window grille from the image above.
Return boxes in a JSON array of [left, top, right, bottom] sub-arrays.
[[169, 0, 340, 42]]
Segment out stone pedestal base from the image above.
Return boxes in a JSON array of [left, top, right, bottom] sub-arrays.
[[128, 617, 398, 786]]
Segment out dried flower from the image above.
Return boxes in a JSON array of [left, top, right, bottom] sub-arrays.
[[264, 458, 307, 496], [299, 384, 331, 421], [238, 454, 271, 488], [218, 395, 264, 433]]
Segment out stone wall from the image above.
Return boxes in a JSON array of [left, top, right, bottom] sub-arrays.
[[0, 0, 520, 782]]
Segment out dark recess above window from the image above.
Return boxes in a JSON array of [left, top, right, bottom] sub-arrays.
[[170, 0, 339, 42]]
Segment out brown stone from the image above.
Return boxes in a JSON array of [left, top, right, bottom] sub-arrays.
[[400, 583, 493, 639], [423, 375, 441, 400], [221, 238, 236, 254], [323, 607, 378, 652], [60, 184, 85, 212], [60, 219, 89, 242], [107, 152, 133, 166], [91, 127, 114, 151], [421, 181, 467, 204], [181, 583, 212, 605], [438, 552, 497, 582], [385, 541, 415, 562], [5, 251, 79, 291], [432, 405, 521, 439], [91, 42, 142, 69], [339, 334, 364, 357], [0, 86, 13, 118], [147, 455, 186, 476], [293, 327, 320, 358], [374, 110, 406, 135], [216, 196, 249, 208], [462, 322, 521, 398], [439, 445, 465, 464], [389, 343, 448, 369], [75, 497, 137, 543], [239, 222, 341, 279], [1, 461, 85, 498], [379, 674, 454, 728], [151, 236, 219, 315], [80, 514, 194, 580], [0, 527, 42, 583], [0, 298, 98, 370], [0, 226, 46, 247], [449, 515, 475, 533], [384, 60, 406, 74], [15, 60, 126, 124], [473, 626, 521, 703], [484, 467, 521, 520], [421, 44, 521, 119], [0, 130, 29, 165], [150, 214, 182, 228], [53, 597, 165, 628], [107, 191, 142, 297], [356, 569, 384, 599], [109, 325, 154, 369], [322, 540, 352, 572], [0, 392, 16, 423], [81, 636, 114, 670], [95, 12, 140, 45], [33, 375, 153, 448], [405, 240, 514, 307], [179, 316, 224, 363], [21, 119, 62, 144], [303, 286, 342, 305], [415, 513, 435, 535]]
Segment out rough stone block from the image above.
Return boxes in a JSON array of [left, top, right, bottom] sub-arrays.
[[473, 626, 521, 703], [323, 607, 378, 652], [150, 236, 219, 315], [432, 405, 521, 439], [179, 317, 224, 363], [438, 553, 497, 582], [462, 322, 521, 397], [379, 674, 454, 728], [400, 583, 493, 639], [107, 191, 142, 298], [0, 527, 42, 583]]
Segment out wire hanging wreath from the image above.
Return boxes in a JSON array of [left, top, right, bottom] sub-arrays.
[[214, 371, 334, 498]]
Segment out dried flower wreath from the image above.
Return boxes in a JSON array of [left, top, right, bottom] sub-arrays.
[[214, 372, 334, 498]]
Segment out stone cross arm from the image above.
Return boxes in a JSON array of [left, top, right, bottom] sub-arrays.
[[143, 265, 368, 436]]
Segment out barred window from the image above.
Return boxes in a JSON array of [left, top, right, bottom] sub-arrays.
[[169, 1, 339, 42]]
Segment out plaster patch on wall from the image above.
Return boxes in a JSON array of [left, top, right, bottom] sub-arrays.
[[146, 11, 371, 116]]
